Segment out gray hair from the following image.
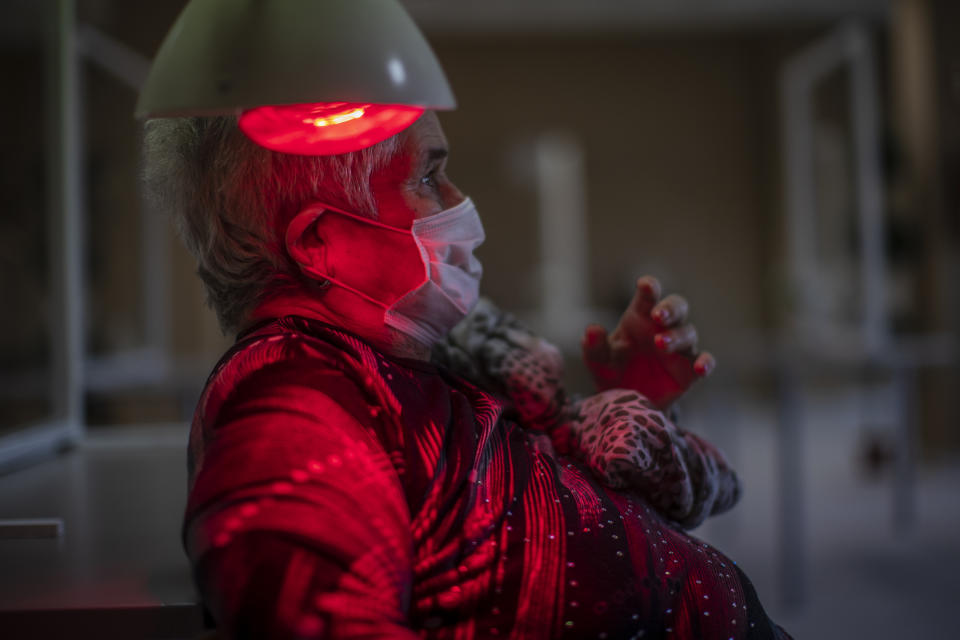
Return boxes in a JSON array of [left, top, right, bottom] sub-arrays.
[[142, 116, 400, 334]]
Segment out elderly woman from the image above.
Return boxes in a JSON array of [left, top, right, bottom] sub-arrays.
[[144, 111, 789, 639]]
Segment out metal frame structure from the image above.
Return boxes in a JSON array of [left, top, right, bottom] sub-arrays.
[[776, 19, 956, 606], [782, 22, 888, 356], [776, 21, 888, 607], [0, 0, 84, 474], [0, 0, 162, 474]]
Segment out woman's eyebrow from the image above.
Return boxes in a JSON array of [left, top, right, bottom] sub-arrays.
[[422, 147, 449, 167]]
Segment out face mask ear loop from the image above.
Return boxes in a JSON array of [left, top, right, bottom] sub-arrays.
[[308, 201, 414, 233], [284, 205, 391, 311]]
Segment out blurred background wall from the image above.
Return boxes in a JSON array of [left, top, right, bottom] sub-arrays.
[[1, 0, 958, 637], [5, 0, 957, 445]]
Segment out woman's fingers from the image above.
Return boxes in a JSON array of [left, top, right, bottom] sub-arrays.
[[693, 352, 716, 377], [654, 324, 698, 354], [581, 323, 612, 365], [652, 294, 689, 328], [629, 276, 662, 317]]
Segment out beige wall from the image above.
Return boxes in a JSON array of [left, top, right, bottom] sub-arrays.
[[431, 33, 817, 353], [0, 19, 831, 425], [8, 3, 957, 445]]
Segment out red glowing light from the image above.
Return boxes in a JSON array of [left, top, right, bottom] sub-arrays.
[[239, 102, 424, 156]]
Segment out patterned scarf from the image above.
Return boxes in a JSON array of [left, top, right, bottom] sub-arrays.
[[431, 298, 741, 529]]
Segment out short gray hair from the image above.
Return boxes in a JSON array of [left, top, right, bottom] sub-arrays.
[[142, 116, 400, 334]]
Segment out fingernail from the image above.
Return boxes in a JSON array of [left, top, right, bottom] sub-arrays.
[[655, 334, 672, 351], [654, 309, 670, 323]]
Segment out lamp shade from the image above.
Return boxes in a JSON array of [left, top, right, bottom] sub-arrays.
[[135, 0, 455, 153]]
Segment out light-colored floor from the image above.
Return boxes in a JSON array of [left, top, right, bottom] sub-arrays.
[[688, 384, 960, 640], [0, 426, 194, 608]]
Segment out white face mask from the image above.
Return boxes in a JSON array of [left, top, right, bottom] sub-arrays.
[[285, 197, 485, 347]]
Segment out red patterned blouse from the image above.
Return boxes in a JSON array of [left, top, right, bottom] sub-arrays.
[[184, 316, 790, 639]]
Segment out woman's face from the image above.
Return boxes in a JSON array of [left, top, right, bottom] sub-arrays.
[[370, 111, 466, 228]]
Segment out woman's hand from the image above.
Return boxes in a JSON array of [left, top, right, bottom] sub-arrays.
[[581, 275, 715, 410]]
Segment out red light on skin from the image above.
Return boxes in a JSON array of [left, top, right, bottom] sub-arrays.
[[239, 102, 424, 156]]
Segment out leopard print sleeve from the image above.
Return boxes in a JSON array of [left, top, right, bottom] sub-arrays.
[[553, 389, 742, 529], [432, 298, 741, 529]]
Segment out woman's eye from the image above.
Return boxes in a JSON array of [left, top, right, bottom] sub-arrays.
[[421, 170, 439, 187]]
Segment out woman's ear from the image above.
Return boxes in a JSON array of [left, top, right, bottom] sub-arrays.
[[284, 206, 329, 279]]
